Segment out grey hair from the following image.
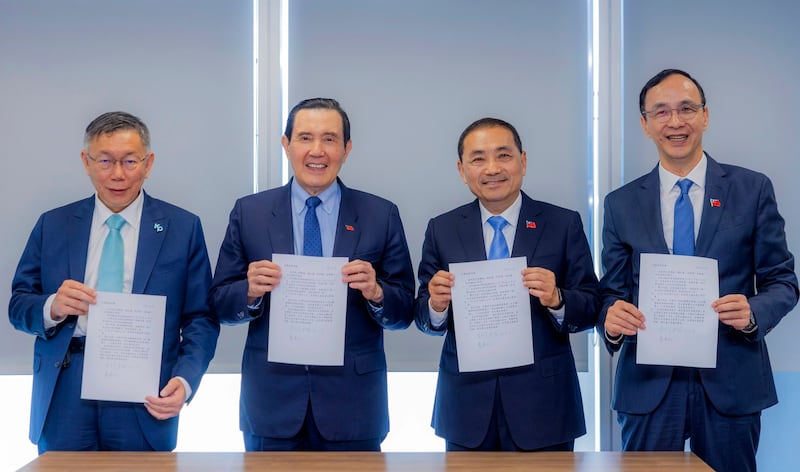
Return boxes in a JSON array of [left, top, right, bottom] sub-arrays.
[[84, 111, 150, 149]]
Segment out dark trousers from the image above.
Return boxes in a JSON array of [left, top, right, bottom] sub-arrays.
[[244, 399, 382, 451], [618, 367, 760, 472], [446, 381, 575, 452], [38, 339, 153, 453]]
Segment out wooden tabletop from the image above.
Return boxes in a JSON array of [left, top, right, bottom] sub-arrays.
[[19, 451, 712, 471]]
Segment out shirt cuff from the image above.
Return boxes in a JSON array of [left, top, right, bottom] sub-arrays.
[[428, 300, 448, 328], [43, 294, 62, 330], [247, 296, 263, 311], [175, 376, 192, 402], [367, 300, 384, 316], [548, 305, 565, 326], [605, 330, 624, 344]]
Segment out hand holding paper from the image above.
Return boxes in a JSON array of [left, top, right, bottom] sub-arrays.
[[521, 267, 559, 307], [145, 377, 186, 420], [51, 279, 97, 321], [428, 270, 455, 312], [342, 259, 383, 303], [713, 294, 752, 331], [604, 299, 646, 337], [247, 259, 282, 303]]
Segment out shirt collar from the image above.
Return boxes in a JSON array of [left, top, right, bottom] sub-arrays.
[[659, 152, 708, 194], [291, 178, 341, 216], [479, 192, 522, 227], [92, 191, 144, 231]]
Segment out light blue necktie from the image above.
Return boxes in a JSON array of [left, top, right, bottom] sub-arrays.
[[673, 179, 695, 256], [487, 216, 510, 260], [97, 214, 126, 292], [304, 196, 323, 257]]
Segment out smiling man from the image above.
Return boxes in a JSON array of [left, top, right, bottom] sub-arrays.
[[9, 111, 219, 453], [599, 69, 798, 472], [209, 98, 414, 451], [414, 117, 599, 451]]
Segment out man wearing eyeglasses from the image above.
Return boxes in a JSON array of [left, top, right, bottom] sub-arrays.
[[9, 111, 219, 453], [599, 69, 798, 471]]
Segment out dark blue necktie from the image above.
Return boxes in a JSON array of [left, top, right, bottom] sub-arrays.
[[304, 196, 323, 257], [673, 179, 695, 256], [487, 216, 510, 260], [97, 214, 126, 292]]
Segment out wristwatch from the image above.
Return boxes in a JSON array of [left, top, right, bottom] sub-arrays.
[[549, 288, 565, 310], [741, 311, 758, 334]]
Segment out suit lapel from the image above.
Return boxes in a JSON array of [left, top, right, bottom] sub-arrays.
[[695, 155, 729, 256], [68, 197, 94, 282], [511, 193, 545, 259], [458, 200, 489, 261], [636, 166, 669, 253], [333, 180, 360, 258], [269, 183, 295, 255], [133, 192, 167, 293]]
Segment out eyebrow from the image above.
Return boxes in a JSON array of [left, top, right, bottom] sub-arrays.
[[92, 151, 140, 158], [467, 145, 514, 158], [295, 131, 341, 138], [650, 99, 700, 108]]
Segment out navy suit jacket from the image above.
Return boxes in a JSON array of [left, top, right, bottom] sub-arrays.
[[208, 179, 415, 441], [599, 155, 798, 416], [414, 192, 599, 449], [9, 192, 219, 450]]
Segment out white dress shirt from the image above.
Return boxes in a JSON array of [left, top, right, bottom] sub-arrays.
[[658, 154, 707, 253]]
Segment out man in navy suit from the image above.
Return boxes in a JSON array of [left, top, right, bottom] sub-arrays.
[[415, 117, 599, 451], [209, 98, 414, 451], [9, 111, 219, 453], [599, 69, 798, 471]]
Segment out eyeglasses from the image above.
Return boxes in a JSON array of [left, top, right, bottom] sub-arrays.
[[642, 103, 705, 123], [86, 153, 149, 171]]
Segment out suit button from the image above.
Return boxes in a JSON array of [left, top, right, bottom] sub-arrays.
[[237, 311, 245, 319], [568, 324, 578, 332], [54, 361, 61, 368]]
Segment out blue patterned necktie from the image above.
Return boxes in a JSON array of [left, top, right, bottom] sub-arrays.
[[97, 214, 126, 292], [304, 196, 323, 257], [673, 179, 695, 256], [487, 216, 510, 260]]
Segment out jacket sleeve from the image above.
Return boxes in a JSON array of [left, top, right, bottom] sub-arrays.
[[414, 218, 448, 337]]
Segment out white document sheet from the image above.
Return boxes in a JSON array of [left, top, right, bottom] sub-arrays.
[[268, 253, 348, 366], [81, 292, 166, 403], [637, 253, 719, 368], [450, 257, 533, 372]]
